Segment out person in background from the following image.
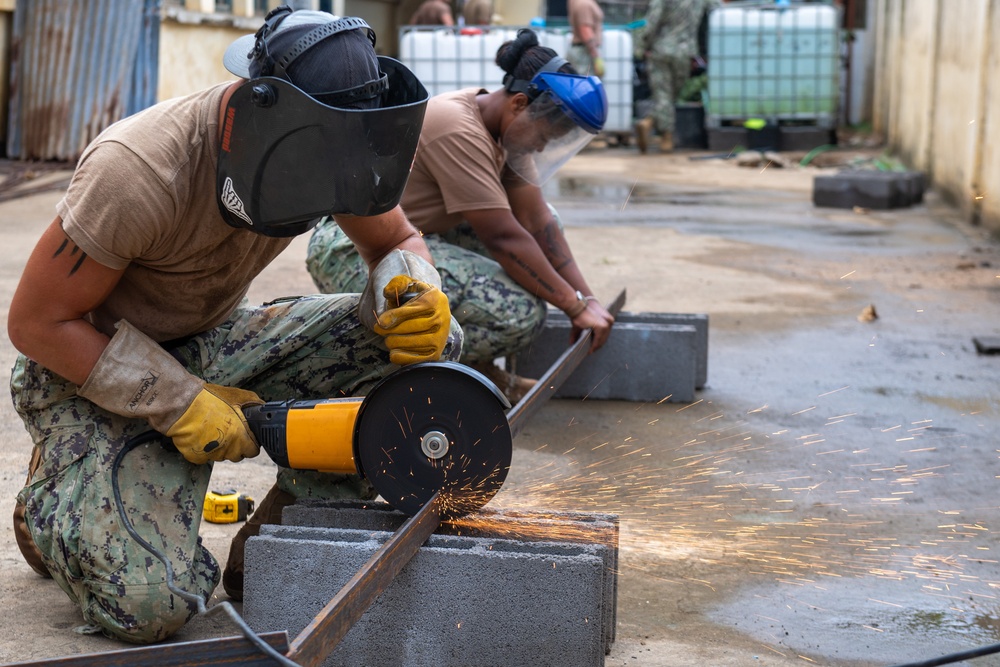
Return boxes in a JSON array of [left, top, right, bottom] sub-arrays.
[[566, 0, 605, 78], [409, 0, 455, 25], [634, 0, 720, 153], [8, 6, 455, 642], [462, 0, 493, 25], [306, 29, 615, 403]]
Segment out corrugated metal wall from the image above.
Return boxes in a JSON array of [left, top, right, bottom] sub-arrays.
[[6, 0, 160, 161]]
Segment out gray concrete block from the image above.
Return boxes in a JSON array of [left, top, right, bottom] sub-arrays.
[[283, 499, 621, 650], [513, 313, 701, 402], [243, 525, 608, 667], [814, 171, 926, 210], [544, 311, 708, 389]]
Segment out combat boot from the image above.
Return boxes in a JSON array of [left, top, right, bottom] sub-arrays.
[[634, 117, 653, 154], [470, 360, 536, 405], [13, 446, 51, 578], [659, 131, 674, 152], [222, 484, 296, 600]]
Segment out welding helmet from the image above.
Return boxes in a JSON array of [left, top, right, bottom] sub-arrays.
[[501, 56, 607, 186], [217, 8, 428, 237]]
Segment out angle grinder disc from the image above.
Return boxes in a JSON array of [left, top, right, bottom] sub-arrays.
[[353, 361, 512, 517]]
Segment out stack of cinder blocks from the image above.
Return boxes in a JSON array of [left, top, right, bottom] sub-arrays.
[[813, 170, 925, 210], [243, 499, 620, 667], [513, 310, 709, 403]]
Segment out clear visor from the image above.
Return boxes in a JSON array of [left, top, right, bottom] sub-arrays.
[[502, 91, 595, 186]]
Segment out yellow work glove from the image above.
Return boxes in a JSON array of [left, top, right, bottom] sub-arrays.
[[592, 56, 605, 78], [165, 384, 263, 465], [373, 275, 451, 365]]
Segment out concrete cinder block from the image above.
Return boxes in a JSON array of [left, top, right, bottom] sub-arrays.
[[813, 171, 926, 210], [513, 311, 706, 402], [282, 499, 620, 651], [244, 525, 608, 667]]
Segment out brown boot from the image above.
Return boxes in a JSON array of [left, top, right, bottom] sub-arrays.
[[659, 131, 674, 152], [221, 484, 296, 601], [470, 361, 537, 405], [634, 117, 653, 154], [13, 447, 51, 578]]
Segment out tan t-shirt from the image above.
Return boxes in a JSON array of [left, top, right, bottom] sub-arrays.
[[57, 82, 292, 342], [568, 0, 604, 48], [400, 88, 524, 233]]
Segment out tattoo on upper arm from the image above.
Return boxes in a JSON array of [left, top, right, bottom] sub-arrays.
[[53, 239, 88, 276]]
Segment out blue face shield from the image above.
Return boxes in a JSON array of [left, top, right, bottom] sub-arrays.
[[502, 70, 608, 186]]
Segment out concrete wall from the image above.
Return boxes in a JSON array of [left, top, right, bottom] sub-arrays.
[[871, 0, 1000, 233], [0, 2, 13, 149]]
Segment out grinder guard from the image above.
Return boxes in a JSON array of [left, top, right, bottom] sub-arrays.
[[217, 57, 428, 237]]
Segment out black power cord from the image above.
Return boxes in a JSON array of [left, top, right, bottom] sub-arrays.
[[112, 431, 300, 666], [890, 642, 1000, 667]]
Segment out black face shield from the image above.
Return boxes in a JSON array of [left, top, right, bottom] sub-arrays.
[[216, 57, 428, 237]]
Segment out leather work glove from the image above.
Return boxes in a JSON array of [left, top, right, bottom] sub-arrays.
[[78, 319, 263, 466], [164, 384, 263, 465], [373, 275, 451, 365]]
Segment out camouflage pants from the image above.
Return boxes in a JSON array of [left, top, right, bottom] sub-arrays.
[[11, 294, 460, 644], [647, 51, 690, 134], [306, 219, 547, 364]]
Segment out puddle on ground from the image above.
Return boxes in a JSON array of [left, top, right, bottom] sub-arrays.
[[708, 575, 1000, 664]]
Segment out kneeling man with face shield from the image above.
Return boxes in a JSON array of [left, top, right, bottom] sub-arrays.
[[8, 5, 459, 643], [308, 28, 615, 404]]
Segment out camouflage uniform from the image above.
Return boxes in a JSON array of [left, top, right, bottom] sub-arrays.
[[636, 0, 719, 135], [307, 218, 547, 365], [12, 294, 461, 643]]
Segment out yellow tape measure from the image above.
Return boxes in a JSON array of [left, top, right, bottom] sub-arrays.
[[203, 489, 255, 524]]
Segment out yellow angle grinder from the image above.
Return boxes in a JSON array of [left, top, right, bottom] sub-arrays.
[[243, 361, 512, 517]]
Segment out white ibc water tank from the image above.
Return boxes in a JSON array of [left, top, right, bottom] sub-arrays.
[[706, 3, 840, 128], [399, 26, 634, 133]]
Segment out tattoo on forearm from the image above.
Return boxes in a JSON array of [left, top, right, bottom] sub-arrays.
[[53, 239, 88, 276], [506, 251, 555, 295], [535, 224, 575, 272]]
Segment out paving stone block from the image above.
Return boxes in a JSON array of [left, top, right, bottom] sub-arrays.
[[243, 525, 608, 667], [282, 499, 620, 650], [544, 311, 708, 389], [813, 170, 926, 210], [513, 312, 703, 402]]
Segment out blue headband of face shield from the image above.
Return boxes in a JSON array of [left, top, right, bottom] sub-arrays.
[[529, 71, 607, 134]]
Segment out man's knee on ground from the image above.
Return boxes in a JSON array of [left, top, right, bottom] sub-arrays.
[[84, 579, 197, 644]]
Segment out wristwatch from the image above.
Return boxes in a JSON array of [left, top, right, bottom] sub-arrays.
[[566, 290, 591, 318]]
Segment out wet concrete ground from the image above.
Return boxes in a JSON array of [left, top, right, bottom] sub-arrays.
[[1, 151, 999, 665]]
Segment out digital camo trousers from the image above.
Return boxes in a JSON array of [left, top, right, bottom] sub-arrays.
[[305, 218, 547, 364], [11, 294, 461, 644], [647, 51, 691, 134]]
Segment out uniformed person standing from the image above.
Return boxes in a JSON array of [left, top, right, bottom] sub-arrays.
[[634, 0, 720, 153]]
